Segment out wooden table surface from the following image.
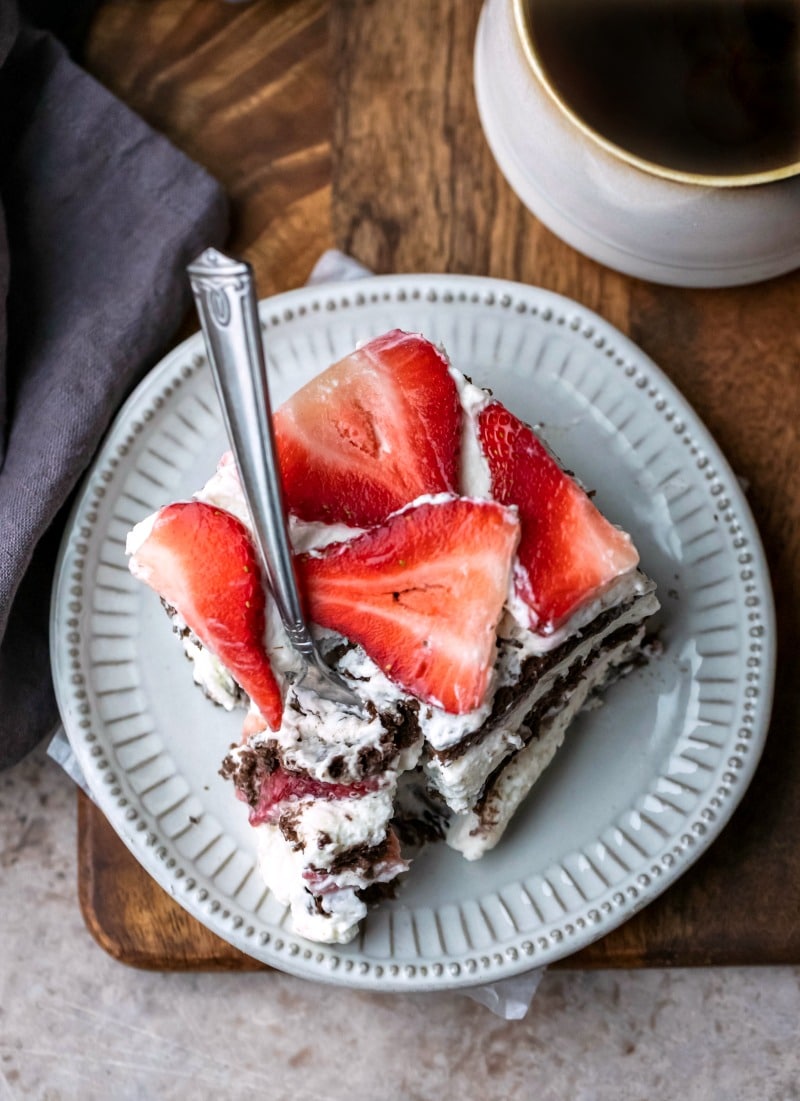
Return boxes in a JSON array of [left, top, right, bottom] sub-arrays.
[[78, 0, 800, 971]]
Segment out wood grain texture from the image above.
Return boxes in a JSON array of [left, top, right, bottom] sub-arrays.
[[86, 0, 333, 296], [76, 0, 800, 971], [331, 0, 633, 332]]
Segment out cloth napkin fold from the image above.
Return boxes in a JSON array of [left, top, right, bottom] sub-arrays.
[[0, 4, 228, 769]]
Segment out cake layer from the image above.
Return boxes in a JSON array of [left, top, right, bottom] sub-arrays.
[[255, 826, 371, 944], [446, 625, 651, 860], [221, 675, 422, 787], [252, 787, 407, 944], [161, 604, 246, 711], [425, 585, 659, 813], [265, 683, 421, 785]]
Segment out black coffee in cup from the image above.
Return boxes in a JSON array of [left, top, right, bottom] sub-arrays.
[[524, 0, 800, 179]]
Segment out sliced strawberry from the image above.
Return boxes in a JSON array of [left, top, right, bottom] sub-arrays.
[[273, 330, 462, 526], [478, 401, 639, 635], [241, 707, 269, 741], [128, 502, 284, 730], [250, 767, 381, 827], [298, 496, 519, 714]]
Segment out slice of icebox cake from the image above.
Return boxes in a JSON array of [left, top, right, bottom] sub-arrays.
[[126, 329, 660, 945]]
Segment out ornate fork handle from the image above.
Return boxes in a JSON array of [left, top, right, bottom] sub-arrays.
[[187, 248, 363, 713]]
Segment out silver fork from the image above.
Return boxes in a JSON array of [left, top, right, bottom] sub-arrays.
[[187, 248, 364, 714]]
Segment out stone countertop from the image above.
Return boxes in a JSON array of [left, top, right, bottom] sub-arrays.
[[1, 746, 798, 1100]]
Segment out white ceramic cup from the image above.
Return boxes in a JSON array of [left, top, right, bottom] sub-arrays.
[[474, 0, 800, 287]]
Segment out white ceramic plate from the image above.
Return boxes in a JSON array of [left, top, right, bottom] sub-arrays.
[[51, 274, 775, 991]]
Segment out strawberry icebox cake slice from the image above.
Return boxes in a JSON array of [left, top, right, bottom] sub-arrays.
[[126, 329, 659, 945]]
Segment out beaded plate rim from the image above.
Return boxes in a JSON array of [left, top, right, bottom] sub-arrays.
[[51, 273, 775, 991]]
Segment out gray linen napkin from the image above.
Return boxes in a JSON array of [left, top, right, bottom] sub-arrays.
[[0, 5, 228, 768]]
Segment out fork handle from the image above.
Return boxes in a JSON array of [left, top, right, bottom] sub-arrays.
[[186, 248, 309, 647]]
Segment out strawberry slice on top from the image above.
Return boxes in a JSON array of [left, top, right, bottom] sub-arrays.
[[273, 330, 462, 527], [478, 401, 639, 637], [128, 501, 284, 730], [298, 496, 520, 714]]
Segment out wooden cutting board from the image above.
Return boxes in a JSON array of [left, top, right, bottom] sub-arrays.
[[78, 0, 800, 971]]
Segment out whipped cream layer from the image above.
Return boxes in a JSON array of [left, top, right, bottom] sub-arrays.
[[426, 585, 660, 811], [256, 828, 368, 945], [446, 624, 652, 860], [448, 366, 493, 500], [254, 785, 404, 944]]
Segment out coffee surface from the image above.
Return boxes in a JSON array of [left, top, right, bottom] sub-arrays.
[[527, 0, 800, 177]]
